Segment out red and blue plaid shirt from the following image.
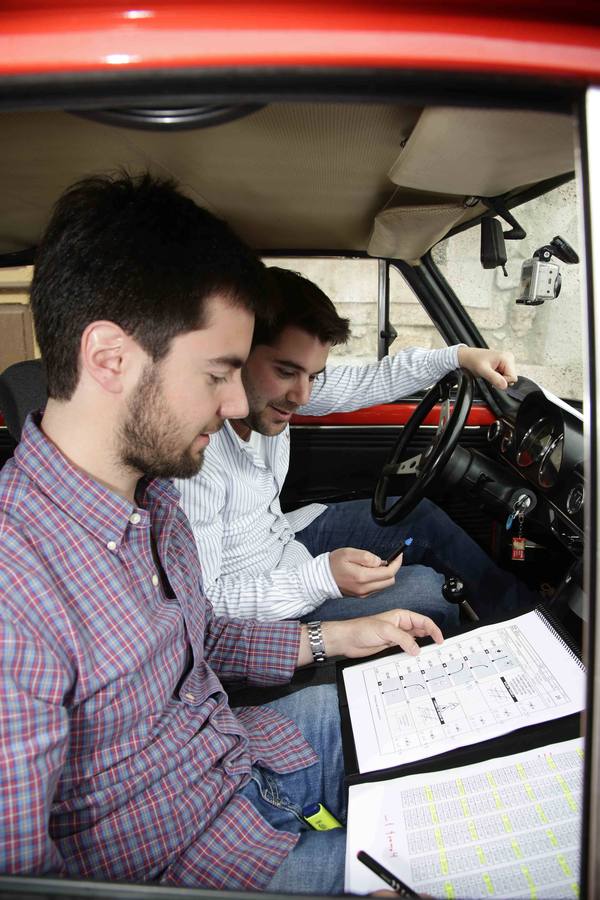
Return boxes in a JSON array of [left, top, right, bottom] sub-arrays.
[[0, 414, 317, 889]]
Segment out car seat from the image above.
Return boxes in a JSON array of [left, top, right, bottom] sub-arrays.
[[0, 359, 47, 442]]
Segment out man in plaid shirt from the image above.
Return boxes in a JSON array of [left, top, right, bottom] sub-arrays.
[[0, 173, 442, 893]]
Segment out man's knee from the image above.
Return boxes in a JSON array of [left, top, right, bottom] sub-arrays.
[[272, 684, 341, 738]]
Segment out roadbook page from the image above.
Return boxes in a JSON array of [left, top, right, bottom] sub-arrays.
[[342, 610, 584, 774], [345, 737, 583, 898]]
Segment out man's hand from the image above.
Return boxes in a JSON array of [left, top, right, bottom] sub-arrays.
[[457, 346, 517, 390], [297, 609, 443, 666], [329, 547, 403, 597]]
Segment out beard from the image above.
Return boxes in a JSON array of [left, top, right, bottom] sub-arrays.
[[240, 376, 295, 436], [118, 364, 220, 480], [240, 402, 294, 435]]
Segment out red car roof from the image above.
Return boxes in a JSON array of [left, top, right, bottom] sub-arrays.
[[0, 1, 599, 79]]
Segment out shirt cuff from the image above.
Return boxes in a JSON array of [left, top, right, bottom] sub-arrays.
[[245, 619, 302, 684], [296, 552, 341, 615]]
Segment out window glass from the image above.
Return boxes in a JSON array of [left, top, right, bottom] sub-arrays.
[[389, 265, 447, 354], [262, 257, 379, 365], [431, 182, 583, 402], [262, 257, 447, 365]]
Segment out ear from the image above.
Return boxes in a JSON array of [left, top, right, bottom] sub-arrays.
[[80, 321, 132, 395]]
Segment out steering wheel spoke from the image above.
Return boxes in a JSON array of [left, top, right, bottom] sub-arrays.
[[372, 368, 473, 525], [382, 452, 423, 478], [436, 398, 452, 436]]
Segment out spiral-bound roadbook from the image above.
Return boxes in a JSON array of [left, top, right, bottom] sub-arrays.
[[337, 608, 585, 785]]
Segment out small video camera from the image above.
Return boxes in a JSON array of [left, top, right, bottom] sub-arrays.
[[517, 235, 578, 306]]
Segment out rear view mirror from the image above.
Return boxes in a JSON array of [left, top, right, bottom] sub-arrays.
[[480, 216, 508, 275]]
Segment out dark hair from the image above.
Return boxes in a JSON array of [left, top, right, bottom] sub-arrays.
[[252, 266, 350, 348], [30, 171, 265, 399]]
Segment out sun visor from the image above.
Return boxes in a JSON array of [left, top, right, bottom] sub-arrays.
[[387, 108, 574, 197], [367, 200, 485, 262]]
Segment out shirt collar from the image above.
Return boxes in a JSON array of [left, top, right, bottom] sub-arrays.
[[15, 412, 181, 547], [225, 419, 268, 468]]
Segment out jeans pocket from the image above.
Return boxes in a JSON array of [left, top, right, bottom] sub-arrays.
[[251, 767, 305, 824]]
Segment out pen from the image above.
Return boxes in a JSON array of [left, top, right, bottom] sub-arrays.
[[381, 536, 413, 567], [357, 850, 419, 898]]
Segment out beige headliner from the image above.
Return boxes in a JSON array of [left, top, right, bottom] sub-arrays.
[[0, 103, 574, 260]]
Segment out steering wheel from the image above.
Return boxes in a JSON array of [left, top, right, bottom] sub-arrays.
[[372, 368, 474, 526]]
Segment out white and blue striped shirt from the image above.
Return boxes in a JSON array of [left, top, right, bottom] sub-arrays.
[[177, 344, 460, 620]]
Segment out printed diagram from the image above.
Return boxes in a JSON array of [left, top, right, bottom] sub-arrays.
[[345, 610, 584, 773], [363, 623, 571, 756]]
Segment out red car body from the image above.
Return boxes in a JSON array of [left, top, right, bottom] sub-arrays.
[[0, 1, 599, 79], [0, 3, 599, 898]]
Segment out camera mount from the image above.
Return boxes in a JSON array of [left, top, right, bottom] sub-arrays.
[[516, 235, 579, 306]]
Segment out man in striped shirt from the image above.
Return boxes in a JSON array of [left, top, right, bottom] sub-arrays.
[[179, 267, 535, 627], [0, 172, 444, 890]]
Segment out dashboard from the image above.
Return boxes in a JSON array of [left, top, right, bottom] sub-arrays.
[[490, 386, 584, 552]]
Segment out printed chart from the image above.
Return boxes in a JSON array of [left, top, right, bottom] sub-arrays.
[[342, 611, 584, 772], [345, 738, 583, 899]]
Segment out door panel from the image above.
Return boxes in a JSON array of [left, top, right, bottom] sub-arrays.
[[291, 402, 495, 428]]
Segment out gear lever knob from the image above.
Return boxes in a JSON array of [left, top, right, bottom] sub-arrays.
[[442, 576, 479, 622]]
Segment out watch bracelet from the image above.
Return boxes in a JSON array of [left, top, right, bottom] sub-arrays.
[[306, 620, 327, 663]]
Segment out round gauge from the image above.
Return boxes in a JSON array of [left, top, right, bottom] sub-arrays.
[[538, 434, 564, 489], [567, 484, 584, 515], [516, 418, 555, 468]]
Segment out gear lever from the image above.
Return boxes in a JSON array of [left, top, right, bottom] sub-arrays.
[[442, 576, 479, 622]]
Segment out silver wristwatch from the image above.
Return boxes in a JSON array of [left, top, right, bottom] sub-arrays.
[[306, 620, 327, 663]]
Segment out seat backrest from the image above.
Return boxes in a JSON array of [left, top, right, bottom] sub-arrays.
[[0, 359, 47, 441]]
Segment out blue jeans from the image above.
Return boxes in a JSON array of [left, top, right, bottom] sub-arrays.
[[296, 497, 535, 628], [240, 684, 347, 894]]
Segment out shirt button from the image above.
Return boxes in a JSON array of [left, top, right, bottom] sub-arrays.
[[184, 692, 195, 701], [151, 574, 159, 587], [107, 540, 117, 551], [129, 512, 141, 525]]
